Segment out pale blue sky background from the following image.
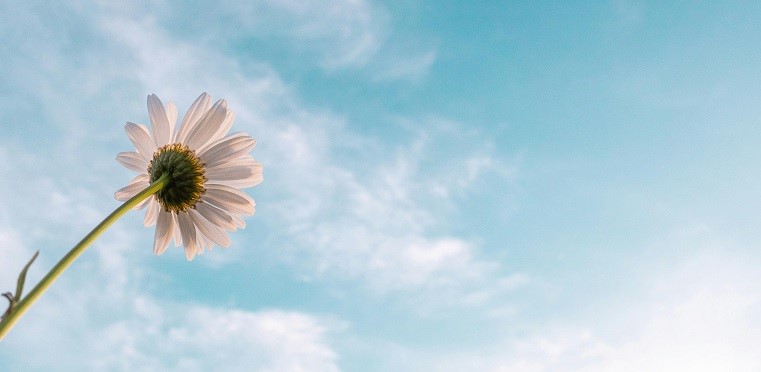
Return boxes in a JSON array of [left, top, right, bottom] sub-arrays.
[[2, 1, 761, 370]]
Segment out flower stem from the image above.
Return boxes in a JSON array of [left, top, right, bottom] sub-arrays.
[[0, 173, 170, 341]]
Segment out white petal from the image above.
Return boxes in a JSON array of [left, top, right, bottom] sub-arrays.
[[185, 100, 228, 150], [196, 112, 236, 155], [206, 162, 263, 188], [114, 174, 149, 201], [198, 134, 256, 167], [208, 110, 236, 146], [116, 151, 148, 173], [203, 185, 254, 214], [166, 101, 178, 138], [196, 230, 209, 254], [148, 94, 171, 147], [185, 245, 196, 261], [189, 209, 231, 248], [196, 228, 211, 251], [231, 214, 246, 229], [143, 199, 159, 227], [135, 197, 152, 210], [196, 201, 236, 230], [153, 210, 173, 255], [170, 212, 182, 247], [205, 163, 257, 182], [205, 155, 258, 171], [197, 132, 248, 157], [242, 162, 264, 188], [177, 212, 197, 260], [125, 122, 156, 160], [176, 93, 211, 143], [209, 176, 263, 189]]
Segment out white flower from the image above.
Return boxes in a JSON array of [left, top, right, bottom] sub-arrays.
[[115, 93, 262, 260]]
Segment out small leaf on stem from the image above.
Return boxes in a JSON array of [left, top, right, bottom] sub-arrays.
[[15, 251, 39, 303], [1, 251, 39, 321]]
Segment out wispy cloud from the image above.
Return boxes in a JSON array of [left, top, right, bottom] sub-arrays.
[[385, 232, 761, 371], [154, 0, 436, 81], [2, 260, 341, 371], [271, 118, 523, 312]]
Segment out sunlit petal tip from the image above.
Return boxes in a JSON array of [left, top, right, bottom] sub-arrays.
[[148, 94, 172, 147], [116, 151, 148, 170], [124, 122, 156, 159], [166, 102, 178, 123], [184, 246, 196, 261]]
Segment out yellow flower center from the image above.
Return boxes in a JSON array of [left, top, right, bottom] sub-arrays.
[[148, 143, 206, 212]]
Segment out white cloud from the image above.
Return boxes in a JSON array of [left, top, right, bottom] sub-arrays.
[[90, 0, 390, 72], [156, 308, 340, 372], [0, 184, 341, 371], [393, 237, 761, 371], [254, 0, 386, 69], [80, 303, 341, 371], [591, 249, 761, 372], [375, 48, 437, 82], [270, 120, 523, 312], [4, 292, 341, 371], [0, 173, 340, 370], [153, 0, 436, 81]]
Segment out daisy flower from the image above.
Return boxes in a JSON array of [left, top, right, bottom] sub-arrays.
[[114, 93, 262, 260]]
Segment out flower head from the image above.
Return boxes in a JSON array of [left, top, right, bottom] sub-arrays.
[[115, 93, 262, 260]]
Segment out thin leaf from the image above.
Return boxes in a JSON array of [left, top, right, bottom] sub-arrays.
[[14, 251, 39, 303]]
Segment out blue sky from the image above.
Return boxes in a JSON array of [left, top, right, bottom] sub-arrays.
[[2, 1, 761, 370]]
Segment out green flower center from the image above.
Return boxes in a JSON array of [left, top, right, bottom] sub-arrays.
[[148, 143, 206, 212]]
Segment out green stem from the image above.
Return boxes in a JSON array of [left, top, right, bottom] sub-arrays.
[[0, 173, 169, 341]]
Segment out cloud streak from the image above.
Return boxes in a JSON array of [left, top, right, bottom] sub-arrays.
[[159, 0, 436, 81]]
